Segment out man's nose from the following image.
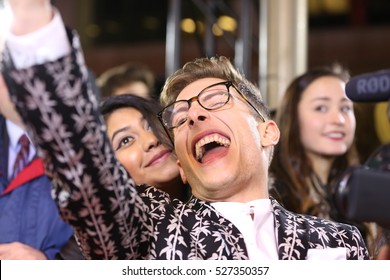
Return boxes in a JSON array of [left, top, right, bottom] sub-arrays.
[[187, 102, 209, 126]]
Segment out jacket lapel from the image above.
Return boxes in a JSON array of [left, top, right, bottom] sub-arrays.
[[271, 198, 309, 260], [0, 116, 9, 193], [187, 196, 249, 259]]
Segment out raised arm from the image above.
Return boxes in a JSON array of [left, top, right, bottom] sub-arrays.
[[1, 0, 153, 259], [0, 0, 57, 127]]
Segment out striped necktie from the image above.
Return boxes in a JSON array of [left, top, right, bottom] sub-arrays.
[[11, 134, 30, 180]]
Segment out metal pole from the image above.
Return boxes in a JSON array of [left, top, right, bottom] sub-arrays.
[[259, 0, 269, 105], [294, 0, 308, 76], [235, 0, 252, 78], [165, 0, 181, 77], [204, 0, 216, 57]]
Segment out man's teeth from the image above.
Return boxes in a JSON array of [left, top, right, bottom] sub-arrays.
[[195, 135, 230, 161]]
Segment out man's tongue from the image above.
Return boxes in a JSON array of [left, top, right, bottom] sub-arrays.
[[200, 145, 228, 164]]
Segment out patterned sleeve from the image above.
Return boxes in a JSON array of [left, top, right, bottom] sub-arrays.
[[1, 29, 152, 259]]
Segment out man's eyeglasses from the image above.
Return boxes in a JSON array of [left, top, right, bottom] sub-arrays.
[[157, 81, 265, 140]]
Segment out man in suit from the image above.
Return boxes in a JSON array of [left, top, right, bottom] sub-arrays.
[[0, 115, 73, 259], [0, 0, 369, 260]]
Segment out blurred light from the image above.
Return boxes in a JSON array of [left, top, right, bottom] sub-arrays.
[[217, 15, 237, 32], [309, 0, 349, 15], [196, 21, 204, 34], [212, 23, 223, 36], [85, 24, 101, 38], [181, 18, 196, 33], [308, 0, 322, 15], [323, 0, 349, 14]]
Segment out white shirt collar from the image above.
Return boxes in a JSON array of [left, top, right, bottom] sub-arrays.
[[6, 119, 26, 151], [211, 198, 278, 260]]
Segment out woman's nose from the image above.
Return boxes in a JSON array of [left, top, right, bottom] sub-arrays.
[[331, 110, 346, 125], [142, 130, 160, 150]]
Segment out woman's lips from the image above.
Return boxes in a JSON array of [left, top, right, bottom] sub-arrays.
[[146, 150, 171, 167]]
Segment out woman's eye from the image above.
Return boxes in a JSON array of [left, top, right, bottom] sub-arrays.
[[341, 105, 352, 113], [116, 136, 134, 150], [315, 105, 327, 112]]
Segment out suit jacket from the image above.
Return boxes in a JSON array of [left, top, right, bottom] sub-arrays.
[[1, 29, 369, 260], [0, 115, 73, 259]]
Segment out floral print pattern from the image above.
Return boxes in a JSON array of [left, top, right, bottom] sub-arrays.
[[1, 30, 369, 260]]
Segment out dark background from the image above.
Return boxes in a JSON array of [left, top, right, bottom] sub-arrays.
[[8, 0, 390, 162]]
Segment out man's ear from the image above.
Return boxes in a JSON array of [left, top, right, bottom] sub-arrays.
[[177, 160, 188, 184], [259, 120, 280, 147]]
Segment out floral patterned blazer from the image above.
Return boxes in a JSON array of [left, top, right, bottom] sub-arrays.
[[1, 29, 369, 260]]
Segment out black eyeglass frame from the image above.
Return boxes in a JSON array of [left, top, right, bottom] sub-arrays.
[[157, 80, 265, 144]]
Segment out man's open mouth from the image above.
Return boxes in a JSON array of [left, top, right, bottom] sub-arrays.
[[195, 134, 231, 163]]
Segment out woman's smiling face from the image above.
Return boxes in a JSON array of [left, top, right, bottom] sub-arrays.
[[298, 76, 356, 159], [106, 107, 180, 188]]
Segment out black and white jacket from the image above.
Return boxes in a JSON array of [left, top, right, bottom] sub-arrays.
[[1, 29, 369, 260]]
